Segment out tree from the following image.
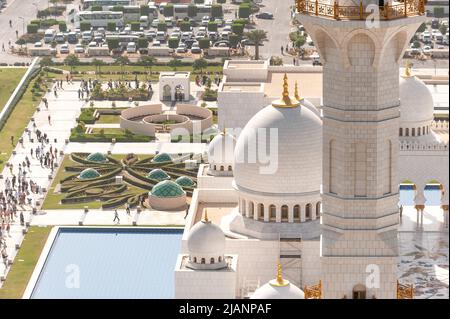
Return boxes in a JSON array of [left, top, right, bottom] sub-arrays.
[[107, 22, 117, 32], [232, 23, 244, 35], [131, 21, 140, 31], [92, 58, 105, 78], [211, 5, 223, 19], [187, 4, 197, 18], [180, 21, 191, 32], [107, 38, 119, 51], [140, 5, 150, 16], [137, 37, 149, 49], [168, 37, 180, 49], [198, 38, 210, 49], [64, 54, 80, 73], [238, 4, 251, 19], [168, 58, 183, 70], [59, 22, 67, 32], [294, 35, 306, 49], [208, 22, 218, 32], [229, 33, 241, 48], [40, 57, 53, 67], [139, 55, 157, 79], [80, 22, 92, 32], [157, 22, 167, 32], [245, 29, 268, 60], [193, 58, 208, 74], [27, 24, 38, 34], [164, 4, 174, 17], [114, 56, 130, 79], [439, 24, 448, 36]]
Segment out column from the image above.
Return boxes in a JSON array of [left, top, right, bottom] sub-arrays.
[[300, 204, 306, 222], [414, 184, 426, 230], [311, 203, 317, 221], [276, 206, 281, 223], [264, 203, 269, 222], [247, 201, 253, 219], [253, 202, 259, 221], [288, 206, 294, 223]]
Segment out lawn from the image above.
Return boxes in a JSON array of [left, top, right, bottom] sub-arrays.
[[0, 226, 51, 299], [96, 114, 120, 124], [0, 73, 45, 171], [46, 65, 223, 82], [0, 68, 27, 112]]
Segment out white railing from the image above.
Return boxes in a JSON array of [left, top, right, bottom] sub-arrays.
[[399, 140, 449, 151]]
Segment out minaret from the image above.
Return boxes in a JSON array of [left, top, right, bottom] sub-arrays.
[[295, 0, 426, 298]]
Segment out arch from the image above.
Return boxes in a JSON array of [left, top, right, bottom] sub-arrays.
[[220, 165, 224, 171], [193, 257, 197, 263], [381, 28, 410, 64], [399, 127, 403, 136], [269, 204, 276, 221], [281, 205, 288, 221], [258, 203, 264, 219], [162, 84, 171, 101], [405, 128, 409, 136], [241, 199, 246, 215], [352, 284, 367, 299], [213, 164, 217, 170], [422, 126, 426, 135], [218, 256, 222, 262], [174, 84, 185, 101], [342, 30, 379, 68], [293, 205, 300, 221], [248, 201, 254, 218], [316, 202, 321, 216], [313, 27, 339, 65], [417, 127, 421, 136], [210, 257, 215, 264], [305, 203, 312, 220], [201, 258, 205, 264], [228, 165, 232, 171], [412, 128, 415, 136]]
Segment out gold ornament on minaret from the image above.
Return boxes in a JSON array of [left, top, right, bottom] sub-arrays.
[[269, 262, 289, 287], [402, 61, 412, 78], [271, 74, 300, 108], [202, 209, 210, 223]]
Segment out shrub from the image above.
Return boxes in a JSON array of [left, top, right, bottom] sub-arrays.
[[180, 21, 191, 32], [80, 22, 92, 31], [59, 22, 67, 32], [77, 108, 96, 124], [91, 5, 103, 11], [232, 23, 244, 35], [27, 24, 39, 34], [164, 4, 174, 17], [238, 4, 251, 19], [187, 4, 197, 18], [140, 5, 150, 16], [112, 5, 124, 12], [137, 37, 148, 49], [434, 7, 445, 18], [107, 22, 117, 32], [107, 38, 120, 51], [229, 33, 240, 47], [198, 38, 210, 49], [168, 37, 180, 49], [208, 22, 218, 32], [130, 21, 140, 31], [211, 4, 223, 18], [157, 22, 167, 31]]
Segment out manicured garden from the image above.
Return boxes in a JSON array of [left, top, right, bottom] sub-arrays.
[[0, 227, 51, 299], [0, 68, 27, 112], [42, 153, 200, 210]]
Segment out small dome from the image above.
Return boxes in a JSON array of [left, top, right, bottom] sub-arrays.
[[187, 216, 225, 257], [152, 153, 172, 163], [251, 264, 305, 299], [86, 152, 108, 163], [151, 180, 185, 198], [147, 169, 170, 181], [208, 131, 236, 165], [175, 176, 195, 187], [399, 74, 434, 125], [79, 168, 101, 180]]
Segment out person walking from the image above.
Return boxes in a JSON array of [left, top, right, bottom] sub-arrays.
[[2, 43, 5, 51], [125, 203, 131, 216], [113, 210, 120, 224], [48, 115, 51, 125], [281, 46, 284, 55]]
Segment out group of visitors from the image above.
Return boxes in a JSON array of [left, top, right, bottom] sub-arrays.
[[195, 72, 222, 87]]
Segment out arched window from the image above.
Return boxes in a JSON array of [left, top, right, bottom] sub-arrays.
[[258, 203, 264, 219], [193, 257, 197, 263], [269, 205, 276, 221], [316, 202, 321, 217], [417, 127, 421, 136], [201, 258, 205, 264], [218, 256, 222, 262], [305, 204, 311, 220], [214, 165, 217, 170], [353, 284, 366, 299], [241, 199, 246, 215], [210, 258, 215, 264], [412, 128, 415, 136], [399, 128, 403, 136], [293, 205, 300, 220], [405, 128, 409, 136], [281, 205, 288, 221], [220, 166, 224, 171], [228, 165, 232, 171]]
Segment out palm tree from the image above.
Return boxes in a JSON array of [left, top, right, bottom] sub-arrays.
[[245, 29, 268, 60], [92, 58, 105, 79], [139, 56, 157, 80], [114, 56, 130, 79]]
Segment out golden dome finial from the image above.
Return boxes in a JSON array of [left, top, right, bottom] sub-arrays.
[[272, 74, 300, 108], [294, 81, 300, 100], [403, 61, 412, 78], [203, 208, 210, 223], [269, 261, 289, 287]]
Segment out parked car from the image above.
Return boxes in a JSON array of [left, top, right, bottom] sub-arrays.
[[176, 43, 187, 53], [171, 31, 181, 39], [422, 45, 432, 54], [196, 31, 207, 40], [55, 32, 65, 43], [74, 44, 84, 53], [165, 17, 173, 27], [152, 40, 161, 46], [34, 41, 43, 47], [202, 16, 210, 26], [256, 12, 274, 19], [67, 32, 78, 44], [82, 31, 93, 42], [181, 32, 192, 41], [145, 30, 157, 40], [127, 42, 137, 53], [156, 31, 167, 41], [208, 31, 218, 41], [59, 44, 70, 54], [190, 45, 202, 54]]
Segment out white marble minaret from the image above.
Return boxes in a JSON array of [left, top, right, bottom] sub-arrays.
[[296, 0, 426, 298]]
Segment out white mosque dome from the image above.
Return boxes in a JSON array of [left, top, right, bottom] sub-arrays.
[[251, 264, 305, 299], [233, 80, 322, 195], [208, 131, 236, 166], [399, 73, 434, 125], [186, 211, 227, 270]]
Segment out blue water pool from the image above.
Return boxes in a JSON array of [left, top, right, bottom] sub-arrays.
[[30, 227, 183, 299]]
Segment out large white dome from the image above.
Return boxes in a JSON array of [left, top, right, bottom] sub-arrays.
[[399, 75, 434, 125], [251, 265, 305, 299], [233, 100, 322, 194]]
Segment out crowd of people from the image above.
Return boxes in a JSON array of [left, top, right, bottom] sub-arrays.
[[195, 72, 222, 87]]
